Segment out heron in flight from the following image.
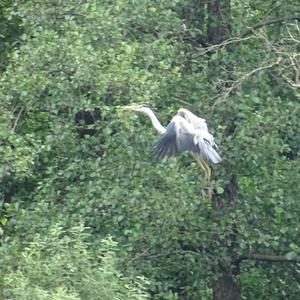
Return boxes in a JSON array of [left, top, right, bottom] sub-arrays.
[[123, 104, 221, 181]]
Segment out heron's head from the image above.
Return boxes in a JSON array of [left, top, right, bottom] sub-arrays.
[[177, 108, 189, 120], [122, 103, 152, 114], [177, 108, 189, 117]]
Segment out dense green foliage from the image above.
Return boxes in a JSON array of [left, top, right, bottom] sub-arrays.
[[2, 224, 148, 299], [0, 0, 299, 299]]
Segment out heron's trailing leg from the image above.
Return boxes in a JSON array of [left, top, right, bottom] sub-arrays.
[[197, 158, 208, 182], [193, 154, 211, 183], [203, 160, 211, 183], [192, 154, 212, 199]]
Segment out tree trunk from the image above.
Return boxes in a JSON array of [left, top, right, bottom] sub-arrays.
[[207, 0, 231, 44], [211, 175, 241, 300], [212, 274, 241, 300], [205, 0, 241, 299]]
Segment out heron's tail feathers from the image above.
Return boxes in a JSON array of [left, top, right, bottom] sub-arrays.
[[207, 147, 222, 164], [196, 143, 222, 164]]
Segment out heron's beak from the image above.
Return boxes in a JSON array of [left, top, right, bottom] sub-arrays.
[[121, 104, 140, 111]]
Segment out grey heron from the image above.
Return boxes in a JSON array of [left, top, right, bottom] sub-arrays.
[[123, 104, 221, 181]]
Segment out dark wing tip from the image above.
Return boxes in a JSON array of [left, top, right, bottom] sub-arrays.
[[152, 122, 178, 160], [152, 139, 177, 160]]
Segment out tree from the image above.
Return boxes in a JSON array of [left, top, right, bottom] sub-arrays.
[[0, 1, 299, 299]]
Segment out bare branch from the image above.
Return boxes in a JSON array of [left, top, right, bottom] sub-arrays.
[[254, 29, 300, 89], [242, 15, 300, 37], [238, 254, 300, 264], [191, 16, 299, 56], [12, 106, 24, 132], [287, 24, 300, 43], [211, 58, 282, 111], [196, 36, 255, 55]]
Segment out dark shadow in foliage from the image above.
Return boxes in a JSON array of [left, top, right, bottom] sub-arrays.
[[75, 108, 105, 157], [75, 109, 101, 138]]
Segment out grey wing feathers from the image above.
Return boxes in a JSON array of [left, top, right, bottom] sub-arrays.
[[152, 121, 178, 159], [195, 137, 222, 164], [152, 116, 196, 159], [186, 112, 217, 148], [177, 108, 221, 163], [152, 114, 222, 164]]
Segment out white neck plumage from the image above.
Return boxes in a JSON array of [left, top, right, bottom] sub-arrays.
[[143, 108, 166, 134]]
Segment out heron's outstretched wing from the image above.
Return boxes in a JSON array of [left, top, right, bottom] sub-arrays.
[[152, 116, 192, 159], [153, 114, 221, 163]]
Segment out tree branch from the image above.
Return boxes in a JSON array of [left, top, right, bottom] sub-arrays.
[[211, 57, 282, 111], [237, 254, 300, 264], [242, 15, 300, 37]]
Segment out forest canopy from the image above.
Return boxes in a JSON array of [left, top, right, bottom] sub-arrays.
[[0, 1, 299, 299]]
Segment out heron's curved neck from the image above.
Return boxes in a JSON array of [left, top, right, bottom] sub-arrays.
[[144, 109, 166, 134]]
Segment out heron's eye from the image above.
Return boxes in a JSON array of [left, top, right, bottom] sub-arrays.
[[142, 103, 149, 108]]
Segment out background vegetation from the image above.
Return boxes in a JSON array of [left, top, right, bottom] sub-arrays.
[[0, 0, 299, 299]]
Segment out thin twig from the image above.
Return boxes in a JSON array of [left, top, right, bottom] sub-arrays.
[[12, 106, 24, 132], [173, 97, 194, 107]]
